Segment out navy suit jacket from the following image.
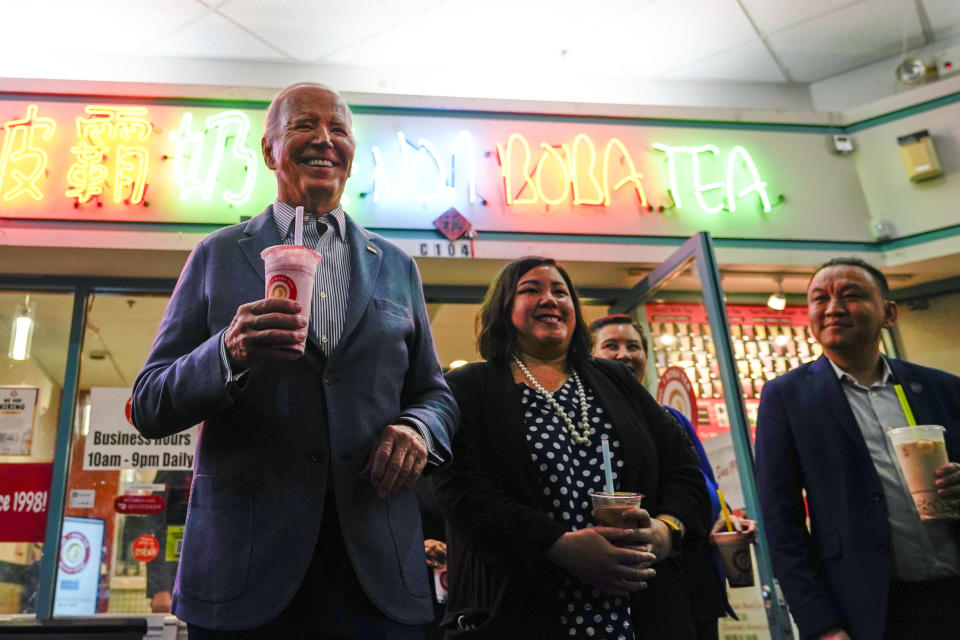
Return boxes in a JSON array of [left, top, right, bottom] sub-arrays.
[[132, 206, 458, 629], [755, 355, 960, 639]]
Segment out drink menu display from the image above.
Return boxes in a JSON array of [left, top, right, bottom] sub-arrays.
[[645, 303, 822, 440]]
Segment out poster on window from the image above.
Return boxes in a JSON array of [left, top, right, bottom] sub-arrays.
[[53, 516, 105, 616], [0, 387, 39, 455], [83, 387, 199, 470]]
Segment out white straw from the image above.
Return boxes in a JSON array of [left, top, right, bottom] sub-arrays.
[[601, 435, 614, 494], [294, 206, 304, 247]]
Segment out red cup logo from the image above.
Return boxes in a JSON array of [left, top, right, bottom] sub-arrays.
[[267, 274, 297, 300], [732, 547, 752, 572], [59, 531, 91, 574]]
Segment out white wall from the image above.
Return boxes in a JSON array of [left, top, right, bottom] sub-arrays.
[[850, 99, 960, 240], [896, 290, 960, 377]]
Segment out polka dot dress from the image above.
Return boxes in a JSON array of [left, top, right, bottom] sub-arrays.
[[520, 377, 635, 640]]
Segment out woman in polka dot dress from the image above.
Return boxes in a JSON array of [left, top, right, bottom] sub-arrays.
[[435, 257, 711, 639]]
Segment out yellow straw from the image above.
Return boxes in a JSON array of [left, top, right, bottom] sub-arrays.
[[894, 384, 917, 426], [717, 488, 734, 532]]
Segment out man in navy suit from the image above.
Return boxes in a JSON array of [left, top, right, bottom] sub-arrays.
[[756, 257, 960, 640], [132, 83, 457, 638]]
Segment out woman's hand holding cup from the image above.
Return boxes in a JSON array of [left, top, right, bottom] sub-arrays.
[[546, 528, 656, 595]]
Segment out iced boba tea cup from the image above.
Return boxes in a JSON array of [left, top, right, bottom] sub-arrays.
[[589, 491, 644, 527], [261, 244, 321, 355], [888, 425, 959, 521]]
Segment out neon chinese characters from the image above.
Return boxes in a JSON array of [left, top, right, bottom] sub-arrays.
[[169, 110, 258, 206], [0, 104, 56, 202], [66, 105, 151, 205]]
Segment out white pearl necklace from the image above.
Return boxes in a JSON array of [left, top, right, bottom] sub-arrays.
[[512, 354, 595, 445]]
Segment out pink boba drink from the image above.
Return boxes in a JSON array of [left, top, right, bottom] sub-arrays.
[[260, 244, 321, 355]]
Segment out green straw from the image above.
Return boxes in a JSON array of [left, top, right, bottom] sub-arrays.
[[893, 384, 917, 426]]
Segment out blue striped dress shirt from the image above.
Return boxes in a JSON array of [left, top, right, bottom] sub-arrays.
[[271, 201, 350, 356], [218, 202, 437, 459]]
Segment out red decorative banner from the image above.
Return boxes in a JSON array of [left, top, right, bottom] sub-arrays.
[[0, 463, 54, 542]]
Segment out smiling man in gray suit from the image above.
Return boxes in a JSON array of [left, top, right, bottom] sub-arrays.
[[132, 82, 458, 639]]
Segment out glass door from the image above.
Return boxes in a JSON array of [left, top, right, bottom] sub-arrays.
[[610, 233, 795, 640]]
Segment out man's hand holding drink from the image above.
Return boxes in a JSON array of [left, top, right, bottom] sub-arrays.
[[224, 297, 309, 367]]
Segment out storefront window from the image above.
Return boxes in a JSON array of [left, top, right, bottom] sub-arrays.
[[629, 251, 797, 640], [645, 302, 821, 441], [53, 293, 182, 616], [0, 291, 75, 615]]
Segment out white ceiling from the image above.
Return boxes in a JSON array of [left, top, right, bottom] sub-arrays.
[[3, 0, 960, 108]]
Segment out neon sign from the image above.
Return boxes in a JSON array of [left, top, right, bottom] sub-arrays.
[[0, 97, 785, 229], [0, 104, 56, 202], [65, 106, 151, 205], [371, 130, 479, 205], [169, 110, 258, 206], [652, 143, 771, 213], [496, 133, 648, 207]]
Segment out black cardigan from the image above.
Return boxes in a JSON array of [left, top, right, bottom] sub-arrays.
[[434, 358, 710, 639]]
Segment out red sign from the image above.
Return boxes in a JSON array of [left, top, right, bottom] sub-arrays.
[[0, 463, 54, 542], [132, 533, 160, 563], [656, 366, 698, 427], [113, 494, 165, 515], [433, 208, 472, 241]]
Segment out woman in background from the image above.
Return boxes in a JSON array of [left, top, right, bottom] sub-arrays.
[[591, 314, 757, 640], [435, 256, 709, 639]]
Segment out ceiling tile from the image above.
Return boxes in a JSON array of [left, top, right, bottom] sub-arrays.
[[767, 0, 926, 82], [601, 0, 758, 77], [557, 0, 656, 26], [663, 38, 787, 82], [219, 0, 400, 60], [145, 11, 286, 59], [325, 0, 587, 72], [739, 0, 860, 34], [11, 0, 209, 56], [378, 0, 447, 18], [922, 0, 960, 39]]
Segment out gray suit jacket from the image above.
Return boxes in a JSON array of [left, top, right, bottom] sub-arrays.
[[132, 205, 458, 629]]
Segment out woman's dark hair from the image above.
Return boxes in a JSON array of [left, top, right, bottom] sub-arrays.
[[589, 314, 649, 353], [477, 256, 592, 363]]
